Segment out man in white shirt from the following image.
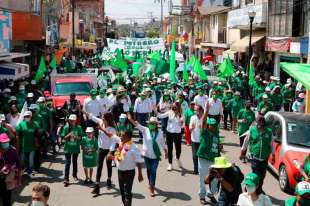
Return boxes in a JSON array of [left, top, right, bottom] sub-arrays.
[[83, 89, 101, 126], [207, 90, 223, 124], [96, 88, 110, 115], [189, 104, 203, 174], [117, 86, 132, 113], [194, 87, 209, 110], [133, 91, 152, 141]]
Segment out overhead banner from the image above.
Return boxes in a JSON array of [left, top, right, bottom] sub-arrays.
[[107, 38, 165, 57], [0, 10, 11, 57]]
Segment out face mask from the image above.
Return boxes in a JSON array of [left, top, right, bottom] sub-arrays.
[[1, 142, 10, 150], [148, 124, 157, 131], [119, 118, 126, 124], [245, 185, 256, 194], [199, 92, 203, 96], [212, 95, 218, 99], [141, 96, 146, 100], [91, 95, 96, 100], [100, 93, 105, 98], [31, 201, 44, 206], [163, 96, 169, 101]]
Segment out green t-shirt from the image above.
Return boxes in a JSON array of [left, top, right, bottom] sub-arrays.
[[271, 93, 283, 106], [16, 92, 26, 111], [285, 197, 296, 206], [231, 98, 244, 117], [61, 124, 84, 154], [237, 109, 255, 136], [184, 108, 195, 125], [38, 106, 51, 130], [81, 136, 98, 168], [281, 86, 294, 104], [302, 156, 310, 181], [222, 95, 233, 111], [257, 102, 273, 114], [249, 125, 272, 160], [32, 113, 43, 128], [197, 128, 220, 161], [16, 120, 39, 152]]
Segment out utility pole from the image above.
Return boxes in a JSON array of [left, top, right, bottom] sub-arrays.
[[161, 0, 163, 36], [71, 0, 75, 57]]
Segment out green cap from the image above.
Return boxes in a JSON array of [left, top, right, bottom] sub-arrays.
[[90, 89, 97, 95], [295, 181, 310, 196], [244, 172, 259, 187], [99, 88, 106, 94], [207, 118, 217, 125]]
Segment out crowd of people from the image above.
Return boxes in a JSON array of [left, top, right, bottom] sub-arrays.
[[0, 51, 309, 206]]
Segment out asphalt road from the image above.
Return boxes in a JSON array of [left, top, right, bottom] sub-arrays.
[[12, 130, 291, 206]]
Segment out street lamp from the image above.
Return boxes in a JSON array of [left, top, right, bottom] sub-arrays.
[[247, 9, 256, 74]]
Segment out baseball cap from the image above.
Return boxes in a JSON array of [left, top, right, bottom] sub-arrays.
[[295, 181, 310, 196], [119, 113, 127, 119], [19, 85, 25, 90], [24, 111, 32, 117], [29, 104, 39, 110], [37, 97, 45, 103], [0, 114, 5, 121], [244, 172, 259, 187], [3, 88, 11, 93], [31, 80, 37, 85], [262, 94, 268, 99], [207, 118, 217, 125], [298, 93, 305, 99], [68, 114, 77, 121], [0, 133, 10, 143], [90, 89, 97, 95], [27, 93, 34, 98], [86, 127, 94, 133]]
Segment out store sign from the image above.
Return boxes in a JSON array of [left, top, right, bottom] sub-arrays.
[[107, 38, 165, 57], [0, 10, 11, 57]]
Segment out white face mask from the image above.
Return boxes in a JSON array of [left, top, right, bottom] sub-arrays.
[[32, 201, 44, 206], [245, 185, 256, 194]]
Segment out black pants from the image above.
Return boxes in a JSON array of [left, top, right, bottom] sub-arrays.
[[64, 153, 78, 181], [96, 148, 112, 183], [284, 102, 291, 112], [0, 178, 11, 206], [118, 169, 135, 206], [223, 110, 232, 130], [136, 113, 149, 140], [166, 132, 182, 164], [191, 142, 200, 173], [251, 159, 268, 194]]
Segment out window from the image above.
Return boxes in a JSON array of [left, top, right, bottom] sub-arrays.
[[245, 0, 254, 4], [31, 0, 41, 14], [286, 121, 310, 148], [266, 115, 282, 142]]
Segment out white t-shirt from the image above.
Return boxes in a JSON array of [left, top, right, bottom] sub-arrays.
[[189, 115, 201, 143], [158, 111, 182, 134], [237, 193, 272, 206], [194, 94, 209, 109]]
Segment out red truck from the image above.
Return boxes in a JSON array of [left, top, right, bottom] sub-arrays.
[[50, 70, 98, 108]]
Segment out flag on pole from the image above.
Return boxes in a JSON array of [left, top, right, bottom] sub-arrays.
[[148, 51, 161, 61], [169, 40, 176, 82], [183, 62, 189, 83], [132, 62, 143, 77], [35, 56, 47, 81], [111, 49, 128, 71], [249, 63, 255, 86], [189, 55, 207, 80], [49, 56, 57, 70], [219, 58, 234, 78]]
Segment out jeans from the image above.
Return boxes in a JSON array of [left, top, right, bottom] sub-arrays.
[[136, 113, 149, 140], [216, 189, 239, 206], [251, 159, 268, 193], [198, 157, 213, 199], [0, 178, 11, 206], [96, 148, 112, 183], [118, 169, 135, 206], [160, 117, 168, 136], [191, 142, 200, 173], [144, 157, 159, 186], [223, 110, 232, 130], [166, 132, 182, 164], [20, 151, 35, 174], [64, 153, 78, 181]]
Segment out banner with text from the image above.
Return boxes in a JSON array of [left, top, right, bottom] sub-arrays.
[[107, 38, 165, 57]]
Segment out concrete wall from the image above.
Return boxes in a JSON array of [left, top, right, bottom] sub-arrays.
[[227, 28, 240, 44], [0, 0, 31, 12]]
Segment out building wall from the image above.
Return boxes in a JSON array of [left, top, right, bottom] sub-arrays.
[[0, 0, 31, 12]]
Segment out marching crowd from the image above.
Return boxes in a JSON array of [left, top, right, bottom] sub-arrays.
[[0, 53, 309, 206]]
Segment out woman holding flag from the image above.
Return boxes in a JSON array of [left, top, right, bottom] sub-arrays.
[[127, 113, 167, 197]]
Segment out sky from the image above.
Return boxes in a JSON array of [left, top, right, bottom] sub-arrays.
[[105, 0, 180, 24]]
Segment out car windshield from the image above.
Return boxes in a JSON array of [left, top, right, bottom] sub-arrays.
[[54, 82, 91, 96], [286, 121, 310, 148]]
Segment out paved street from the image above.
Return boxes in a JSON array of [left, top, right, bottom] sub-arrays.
[[13, 130, 290, 206]]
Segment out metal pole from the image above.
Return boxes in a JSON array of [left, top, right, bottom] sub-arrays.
[[247, 17, 254, 74], [72, 0, 75, 57], [161, 0, 163, 36]]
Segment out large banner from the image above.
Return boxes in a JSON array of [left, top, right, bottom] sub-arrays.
[[0, 10, 11, 57], [107, 38, 165, 57]]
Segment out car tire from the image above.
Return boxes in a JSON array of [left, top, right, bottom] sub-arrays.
[[279, 164, 291, 192]]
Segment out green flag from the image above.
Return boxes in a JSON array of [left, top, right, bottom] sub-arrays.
[[35, 56, 47, 81], [190, 55, 207, 80], [219, 58, 234, 78], [249, 63, 255, 86], [49, 56, 57, 70], [111, 49, 128, 71], [148, 51, 161, 61], [132, 62, 142, 77], [182, 62, 189, 83], [169, 41, 176, 82]]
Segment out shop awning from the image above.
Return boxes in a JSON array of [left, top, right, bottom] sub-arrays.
[[0, 52, 30, 61], [198, 5, 230, 15], [230, 36, 265, 52], [280, 62, 310, 89]]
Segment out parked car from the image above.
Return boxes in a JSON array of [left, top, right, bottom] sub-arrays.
[[265, 112, 310, 192]]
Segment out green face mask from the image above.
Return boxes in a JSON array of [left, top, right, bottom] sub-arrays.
[[148, 124, 157, 131], [91, 95, 96, 100], [212, 95, 218, 99], [199, 91, 203, 96]]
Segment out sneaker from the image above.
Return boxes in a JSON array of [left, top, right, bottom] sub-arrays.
[[207, 194, 218, 204], [111, 161, 116, 167], [167, 164, 173, 171], [91, 184, 100, 195], [88, 180, 94, 185], [177, 159, 183, 168], [200, 198, 208, 205], [73, 177, 78, 182], [107, 179, 112, 188], [84, 179, 89, 185], [149, 185, 155, 197]]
